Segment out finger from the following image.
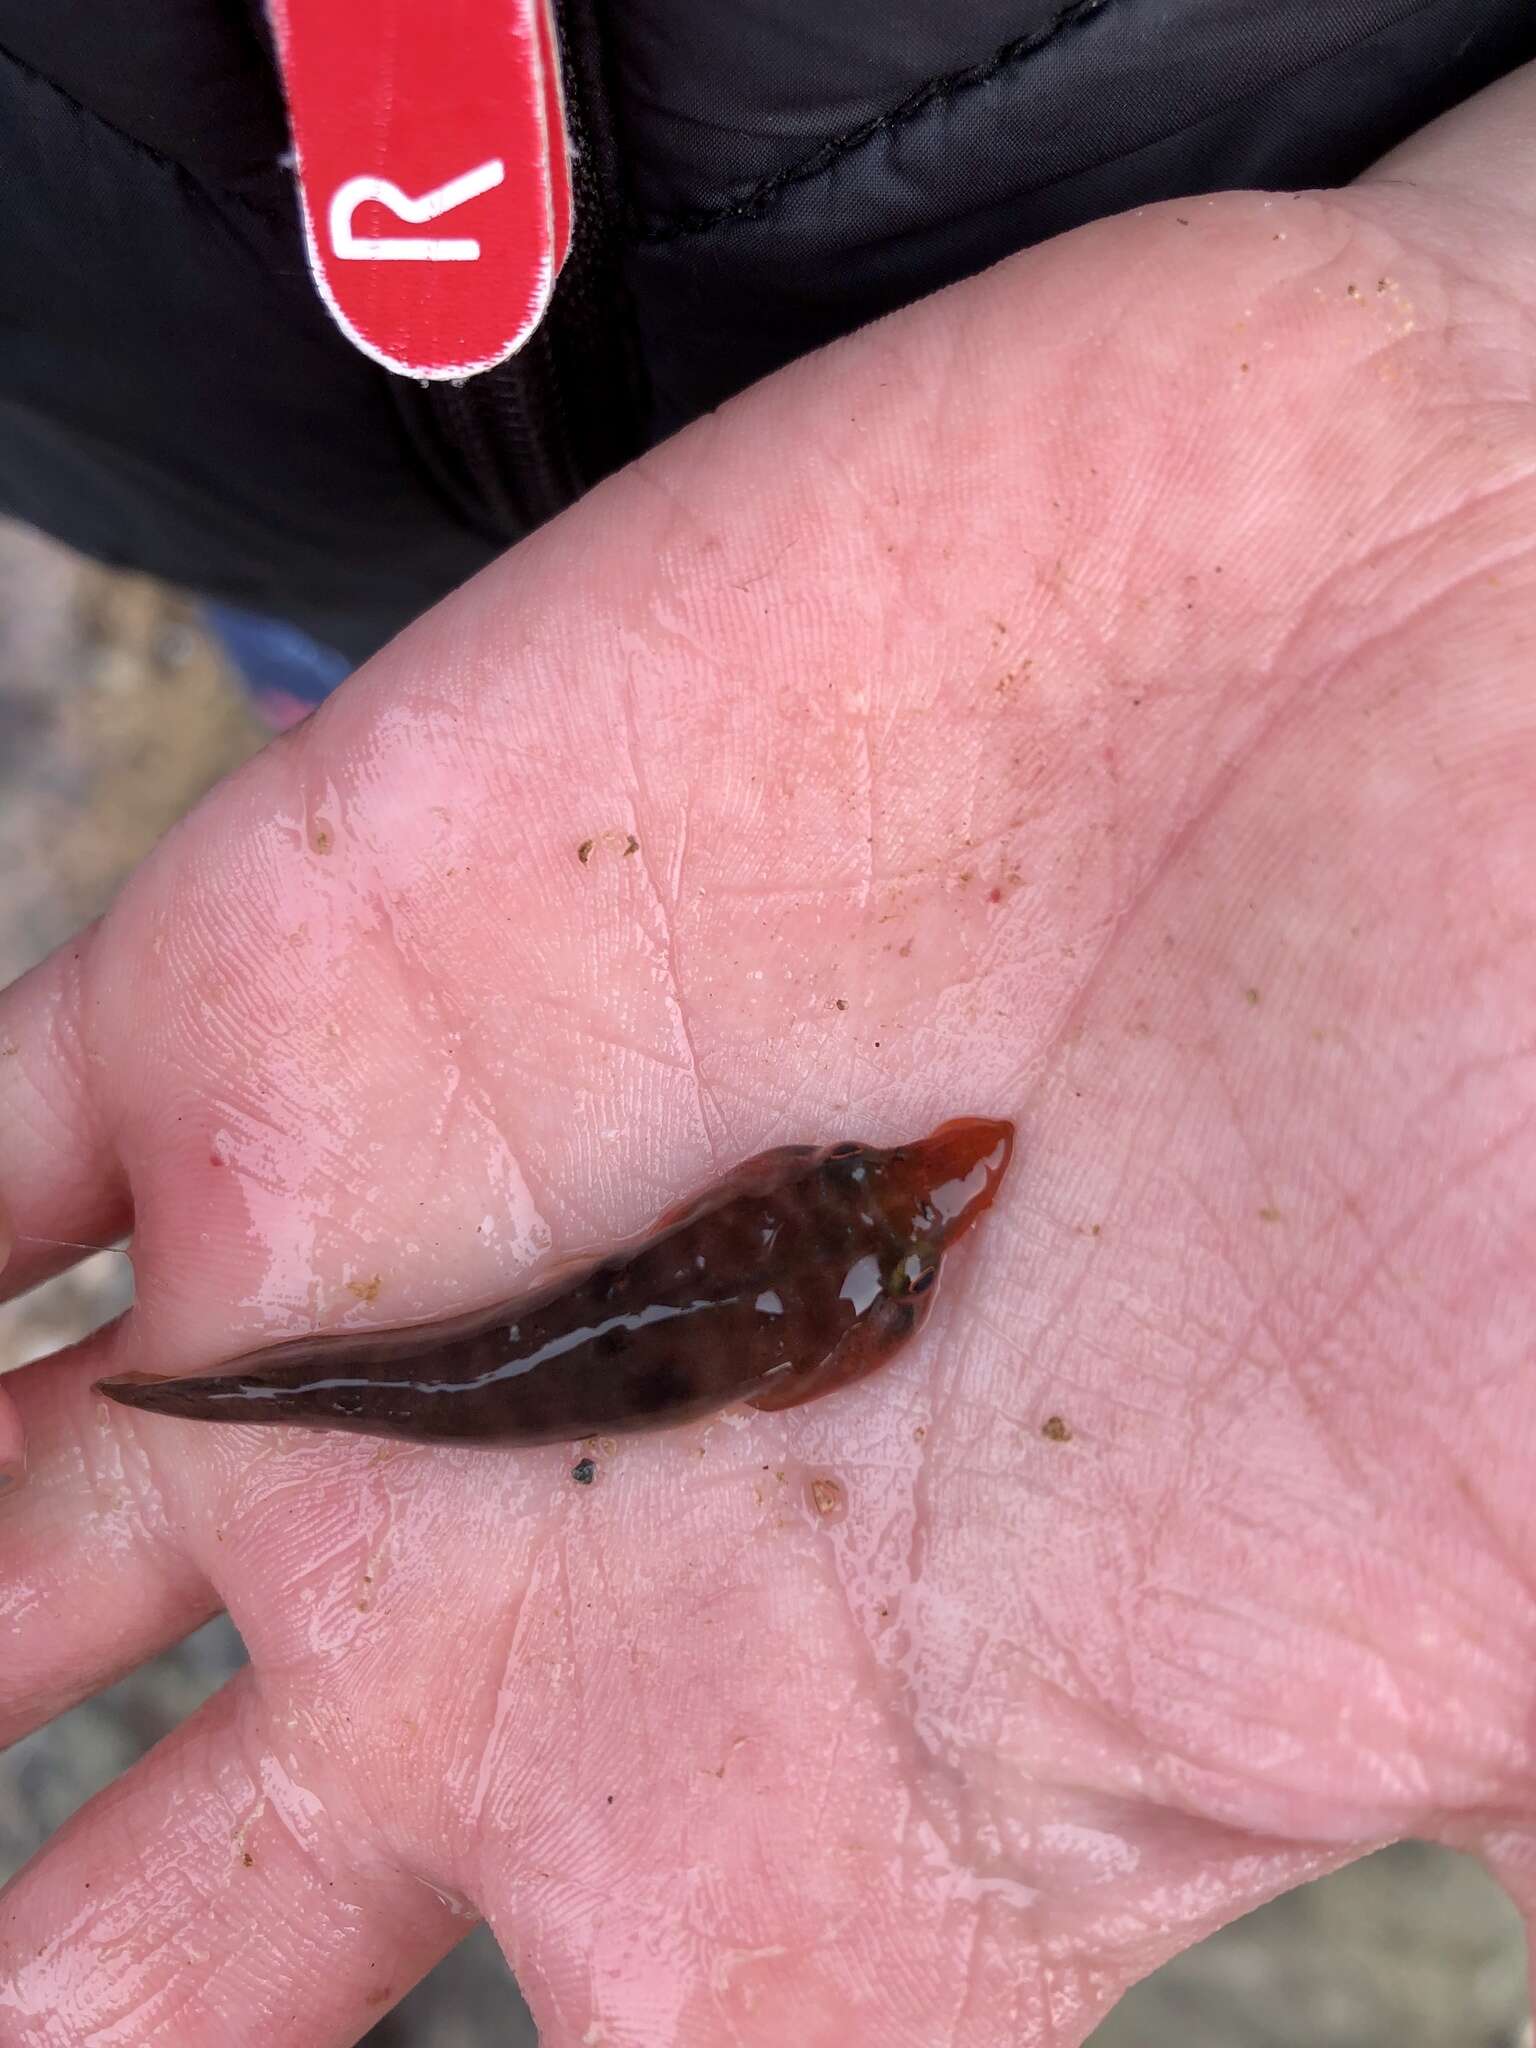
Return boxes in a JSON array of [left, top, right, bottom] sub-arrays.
[[0, 936, 132, 1305], [0, 1669, 467, 2046], [0, 1334, 216, 1746], [1362, 59, 1536, 200]]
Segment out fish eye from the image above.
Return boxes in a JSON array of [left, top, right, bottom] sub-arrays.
[[907, 1266, 938, 1296]]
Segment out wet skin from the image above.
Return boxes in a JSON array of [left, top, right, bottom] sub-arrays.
[[96, 1119, 1014, 1444]]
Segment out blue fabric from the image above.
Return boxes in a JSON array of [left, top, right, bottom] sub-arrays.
[[202, 603, 351, 707]]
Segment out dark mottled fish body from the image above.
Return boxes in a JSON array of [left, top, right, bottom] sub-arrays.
[[97, 1119, 1014, 1445]]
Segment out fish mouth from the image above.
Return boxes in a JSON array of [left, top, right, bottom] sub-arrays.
[[906, 1116, 1016, 1241]]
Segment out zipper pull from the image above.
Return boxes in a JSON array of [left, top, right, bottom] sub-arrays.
[[266, 0, 572, 379]]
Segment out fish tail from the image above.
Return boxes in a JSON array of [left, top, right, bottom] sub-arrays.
[[94, 1367, 376, 1430]]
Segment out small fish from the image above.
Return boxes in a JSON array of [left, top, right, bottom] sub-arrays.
[[96, 1118, 1014, 1446]]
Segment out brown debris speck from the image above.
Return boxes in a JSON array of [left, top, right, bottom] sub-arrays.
[[809, 1477, 845, 1519], [346, 1275, 382, 1304], [579, 831, 640, 864], [1042, 1416, 1073, 1443]]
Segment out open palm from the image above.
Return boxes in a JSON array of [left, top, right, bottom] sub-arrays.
[[2, 72, 1534, 2047]]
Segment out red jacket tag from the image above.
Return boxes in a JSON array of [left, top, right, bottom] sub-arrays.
[[267, 0, 572, 379]]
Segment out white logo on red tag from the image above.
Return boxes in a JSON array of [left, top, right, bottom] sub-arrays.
[[267, 0, 572, 379], [330, 160, 507, 262]]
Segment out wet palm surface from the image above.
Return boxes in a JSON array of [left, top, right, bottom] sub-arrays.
[[0, 520, 1526, 2046]]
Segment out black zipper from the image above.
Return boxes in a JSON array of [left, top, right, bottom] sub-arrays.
[[403, 0, 648, 545], [430, 326, 575, 537]]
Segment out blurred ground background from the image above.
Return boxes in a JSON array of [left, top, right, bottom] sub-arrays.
[[0, 516, 1529, 2046]]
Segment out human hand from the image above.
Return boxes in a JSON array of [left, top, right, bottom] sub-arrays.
[[2, 67, 1534, 2046]]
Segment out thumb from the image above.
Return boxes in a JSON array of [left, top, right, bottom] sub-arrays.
[[0, 929, 130, 1306], [1361, 58, 1536, 200]]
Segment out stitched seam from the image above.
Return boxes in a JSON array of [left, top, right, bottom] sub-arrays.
[[0, 34, 284, 217], [633, 0, 1110, 244]]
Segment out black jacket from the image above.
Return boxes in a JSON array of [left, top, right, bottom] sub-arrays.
[[2, 1, 1531, 661]]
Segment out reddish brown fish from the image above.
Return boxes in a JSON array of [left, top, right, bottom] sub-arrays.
[[96, 1118, 1013, 1446]]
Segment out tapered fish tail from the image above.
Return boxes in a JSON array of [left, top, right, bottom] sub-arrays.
[[95, 1366, 376, 1430]]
